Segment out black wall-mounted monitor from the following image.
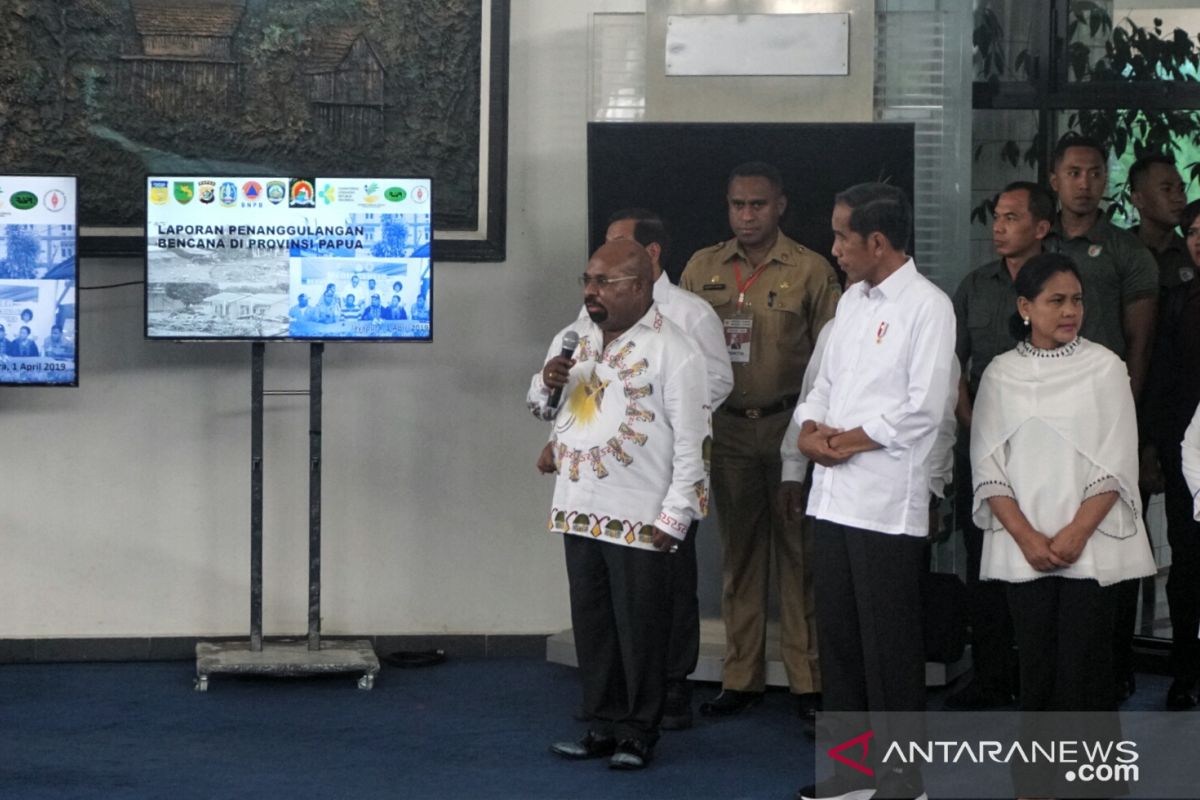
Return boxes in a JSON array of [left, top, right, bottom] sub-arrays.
[[145, 176, 432, 341], [0, 174, 78, 386]]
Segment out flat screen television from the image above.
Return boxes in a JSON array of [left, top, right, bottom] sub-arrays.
[[0, 175, 78, 386], [145, 177, 432, 341]]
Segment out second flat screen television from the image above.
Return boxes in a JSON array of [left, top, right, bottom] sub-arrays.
[[145, 177, 432, 341]]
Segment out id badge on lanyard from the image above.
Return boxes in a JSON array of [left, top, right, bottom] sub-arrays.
[[725, 257, 767, 364], [724, 312, 752, 363]]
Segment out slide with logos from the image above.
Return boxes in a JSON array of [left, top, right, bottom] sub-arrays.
[[146, 177, 432, 341]]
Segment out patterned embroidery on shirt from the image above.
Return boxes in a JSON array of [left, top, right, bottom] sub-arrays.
[[576, 335, 597, 363], [559, 369, 609, 432], [617, 422, 648, 446], [588, 446, 609, 478], [548, 510, 657, 545], [1016, 338, 1080, 358], [619, 359, 649, 380], [607, 437, 634, 466], [624, 384, 653, 400], [566, 450, 583, 482], [625, 404, 655, 422], [605, 341, 637, 370], [558, 337, 657, 481], [693, 480, 710, 516]]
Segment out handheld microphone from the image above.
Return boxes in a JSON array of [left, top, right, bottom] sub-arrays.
[[547, 330, 580, 408]]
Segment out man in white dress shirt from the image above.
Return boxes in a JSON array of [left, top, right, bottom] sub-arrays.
[[604, 209, 732, 729], [795, 184, 955, 800]]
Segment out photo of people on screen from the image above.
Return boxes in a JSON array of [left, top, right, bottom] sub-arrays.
[[288, 257, 429, 338], [0, 278, 77, 383]]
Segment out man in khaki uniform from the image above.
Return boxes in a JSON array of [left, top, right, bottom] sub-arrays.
[[680, 161, 840, 721]]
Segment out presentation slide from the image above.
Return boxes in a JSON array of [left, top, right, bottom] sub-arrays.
[[0, 175, 78, 386], [146, 177, 432, 341]]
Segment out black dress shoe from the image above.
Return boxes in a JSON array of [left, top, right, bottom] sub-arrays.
[[609, 738, 652, 770], [1167, 678, 1198, 711], [796, 691, 822, 720], [699, 689, 763, 717], [661, 680, 693, 731], [550, 731, 617, 760]]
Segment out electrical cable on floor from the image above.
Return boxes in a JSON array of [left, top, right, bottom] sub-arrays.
[[79, 280, 145, 290]]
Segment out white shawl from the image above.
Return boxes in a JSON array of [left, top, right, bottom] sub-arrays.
[[970, 338, 1155, 587]]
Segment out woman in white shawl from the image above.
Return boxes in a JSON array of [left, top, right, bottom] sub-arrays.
[[970, 253, 1155, 795]]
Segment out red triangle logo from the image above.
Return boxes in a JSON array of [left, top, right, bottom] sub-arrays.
[[828, 730, 874, 777]]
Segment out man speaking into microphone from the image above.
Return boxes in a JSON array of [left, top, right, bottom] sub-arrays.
[[527, 240, 711, 770]]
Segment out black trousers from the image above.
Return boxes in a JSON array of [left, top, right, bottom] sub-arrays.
[[1007, 576, 1117, 712], [1163, 447, 1200, 684], [812, 520, 926, 795], [1006, 576, 1122, 797], [665, 520, 700, 684], [564, 535, 671, 746]]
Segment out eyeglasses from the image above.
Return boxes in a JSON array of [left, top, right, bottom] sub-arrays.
[[578, 274, 637, 288]]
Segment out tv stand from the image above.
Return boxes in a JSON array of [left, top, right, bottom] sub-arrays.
[[194, 342, 379, 691]]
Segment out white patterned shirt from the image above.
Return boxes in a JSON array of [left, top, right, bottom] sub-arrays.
[[528, 305, 712, 549]]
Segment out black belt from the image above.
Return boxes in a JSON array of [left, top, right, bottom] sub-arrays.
[[719, 394, 800, 420]]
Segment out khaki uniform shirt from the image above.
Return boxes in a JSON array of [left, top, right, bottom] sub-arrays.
[[1044, 214, 1158, 359], [680, 233, 840, 409]]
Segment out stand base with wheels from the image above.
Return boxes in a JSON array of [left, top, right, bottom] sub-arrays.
[[195, 343, 378, 691], [195, 640, 379, 692]]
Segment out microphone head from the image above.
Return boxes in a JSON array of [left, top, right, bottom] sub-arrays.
[[562, 330, 580, 351]]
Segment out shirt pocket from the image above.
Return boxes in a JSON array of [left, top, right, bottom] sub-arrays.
[[696, 285, 735, 316], [760, 291, 809, 346], [966, 302, 995, 333]]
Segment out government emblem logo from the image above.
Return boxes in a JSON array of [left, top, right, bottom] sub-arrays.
[[1088, 244, 1103, 257], [361, 182, 381, 204], [198, 180, 216, 204], [219, 181, 238, 207], [149, 180, 169, 206], [410, 185, 429, 204], [289, 178, 315, 208], [173, 182, 195, 205], [319, 183, 336, 205], [265, 180, 286, 205], [242, 181, 263, 204], [43, 189, 67, 212]]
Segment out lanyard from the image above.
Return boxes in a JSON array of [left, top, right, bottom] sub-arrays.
[[732, 257, 770, 312]]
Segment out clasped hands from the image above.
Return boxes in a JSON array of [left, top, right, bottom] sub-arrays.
[[1016, 522, 1088, 572], [796, 421, 869, 467]]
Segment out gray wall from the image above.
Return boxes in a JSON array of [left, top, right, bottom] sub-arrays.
[[1, 0, 877, 640]]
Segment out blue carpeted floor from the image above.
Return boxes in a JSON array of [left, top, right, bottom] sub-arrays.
[[0, 658, 814, 800]]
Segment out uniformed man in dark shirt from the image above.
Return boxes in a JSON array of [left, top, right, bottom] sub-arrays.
[[1129, 153, 1192, 289], [950, 180, 1054, 710]]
